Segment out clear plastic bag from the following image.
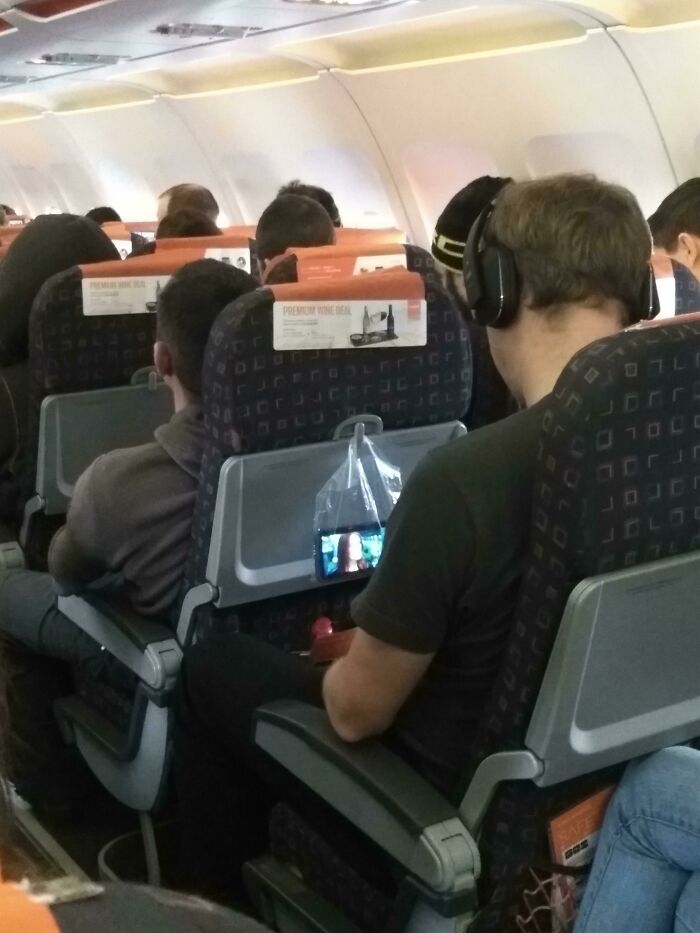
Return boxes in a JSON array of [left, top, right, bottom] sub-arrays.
[[314, 424, 402, 581]]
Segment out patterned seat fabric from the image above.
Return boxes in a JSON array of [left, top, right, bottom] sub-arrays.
[[268, 321, 700, 931], [467, 320, 700, 931], [464, 321, 518, 430], [183, 245, 472, 647], [23, 266, 156, 562], [671, 259, 700, 315]]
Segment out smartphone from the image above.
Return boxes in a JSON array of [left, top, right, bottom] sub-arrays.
[[316, 524, 386, 581]]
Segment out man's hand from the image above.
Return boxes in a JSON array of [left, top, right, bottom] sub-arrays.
[[323, 629, 434, 743]]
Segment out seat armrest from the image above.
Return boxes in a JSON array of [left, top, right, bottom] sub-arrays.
[[57, 593, 182, 691], [254, 700, 479, 895]]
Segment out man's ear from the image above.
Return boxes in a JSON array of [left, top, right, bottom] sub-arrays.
[[154, 341, 174, 381], [674, 232, 699, 269]]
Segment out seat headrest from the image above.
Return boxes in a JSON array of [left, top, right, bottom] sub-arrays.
[[156, 234, 249, 251], [273, 243, 407, 283], [269, 267, 422, 302], [334, 227, 405, 246]]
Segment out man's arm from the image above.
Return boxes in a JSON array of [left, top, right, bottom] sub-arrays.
[[48, 456, 112, 593], [323, 630, 434, 742], [48, 524, 108, 594], [321, 449, 475, 743]]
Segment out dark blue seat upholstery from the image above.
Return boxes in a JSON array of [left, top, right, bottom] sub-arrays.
[[182, 249, 472, 648], [261, 319, 700, 932]]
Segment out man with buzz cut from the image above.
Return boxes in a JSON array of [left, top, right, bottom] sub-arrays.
[[173, 174, 653, 902]]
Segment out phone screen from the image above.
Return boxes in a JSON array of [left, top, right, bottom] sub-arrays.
[[317, 525, 386, 581]]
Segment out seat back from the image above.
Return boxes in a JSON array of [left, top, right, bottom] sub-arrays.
[[22, 251, 205, 559], [182, 265, 471, 647], [35, 381, 172, 517], [652, 253, 700, 317], [155, 233, 253, 275], [265, 242, 408, 285], [335, 227, 405, 247], [466, 319, 700, 931]]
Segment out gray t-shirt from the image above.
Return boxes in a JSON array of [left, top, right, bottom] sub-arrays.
[[49, 404, 204, 617], [52, 883, 270, 932]]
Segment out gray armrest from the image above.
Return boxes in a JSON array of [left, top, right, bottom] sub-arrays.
[[254, 701, 479, 895], [57, 593, 182, 691]]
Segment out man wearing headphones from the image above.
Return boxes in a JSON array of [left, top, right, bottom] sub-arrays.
[[174, 174, 655, 898]]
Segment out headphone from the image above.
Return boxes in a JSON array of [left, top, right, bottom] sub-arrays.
[[462, 202, 661, 329]]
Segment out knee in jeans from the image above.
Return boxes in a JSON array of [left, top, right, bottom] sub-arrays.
[[616, 747, 699, 821]]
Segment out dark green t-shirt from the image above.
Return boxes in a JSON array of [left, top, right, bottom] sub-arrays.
[[351, 399, 548, 797]]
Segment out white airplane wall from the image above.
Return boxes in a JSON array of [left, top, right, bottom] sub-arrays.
[[0, 7, 695, 245]]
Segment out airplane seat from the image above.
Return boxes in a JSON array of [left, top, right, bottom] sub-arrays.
[[21, 264, 158, 567], [670, 259, 700, 314], [51, 267, 471, 878], [182, 264, 472, 647], [463, 323, 518, 430], [247, 318, 700, 933]]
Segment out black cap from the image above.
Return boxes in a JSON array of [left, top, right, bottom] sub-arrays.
[[432, 176, 512, 273]]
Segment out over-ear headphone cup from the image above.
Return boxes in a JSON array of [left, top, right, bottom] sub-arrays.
[[479, 246, 520, 328]]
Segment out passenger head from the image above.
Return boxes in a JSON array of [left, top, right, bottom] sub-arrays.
[[85, 206, 122, 225], [154, 259, 256, 408], [0, 214, 119, 367], [1, 204, 16, 217], [474, 174, 651, 407], [155, 209, 221, 240], [648, 179, 700, 280], [0, 207, 5, 228], [157, 184, 219, 224], [256, 194, 335, 279], [432, 176, 512, 307], [277, 180, 342, 228]]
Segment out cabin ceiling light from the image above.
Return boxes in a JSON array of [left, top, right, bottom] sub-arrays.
[[153, 23, 262, 39], [26, 51, 128, 65]]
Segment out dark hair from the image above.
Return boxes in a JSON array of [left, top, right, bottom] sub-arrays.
[[159, 184, 219, 222], [277, 180, 342, 227], [156, 209, 221, 240], [0, 214, 119, 366], [256, 195, 335, 263], [85, 206, 122, 225], [648, 179, 700, 251], [432, 176, 512, 273], [491, 174, 650, 321], [0, 204, 17, 216], [156, 259, 256, 396], [0, 207, 5, 228]]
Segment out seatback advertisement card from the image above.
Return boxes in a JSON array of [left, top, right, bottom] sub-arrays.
[[296, 253, 407, 282], [205, 247, 251, 273], [82, 275, 172, 316], [273, 298, 426, 350]]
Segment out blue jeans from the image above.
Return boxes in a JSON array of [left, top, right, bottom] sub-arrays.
[[574, 747, 700, 933]]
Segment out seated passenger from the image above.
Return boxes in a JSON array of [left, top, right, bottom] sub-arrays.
[[0, 215, 118, 498], [173, 174, 653, 900], [431, 175, 516, 428], [85, 206, 122, 225], [0, 259, 256, 806], [648, 178, 700, 282], [157, 184, 219, 224], [277, 179, 343, 228], [0, 203, 17, 217], [255, 193, 335, 282], [574, 746, 700, 933], [156, 208, 222, 240]]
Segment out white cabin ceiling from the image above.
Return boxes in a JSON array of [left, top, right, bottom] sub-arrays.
[[0, 0, 698, 112]]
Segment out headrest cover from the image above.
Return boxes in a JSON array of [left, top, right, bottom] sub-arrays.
[[270, 268, 423, 302], [334, 227, 405, 247], [156, 234, 249, 251]]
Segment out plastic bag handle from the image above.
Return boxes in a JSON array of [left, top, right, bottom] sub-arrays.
[[332, 414, 383, 441]]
